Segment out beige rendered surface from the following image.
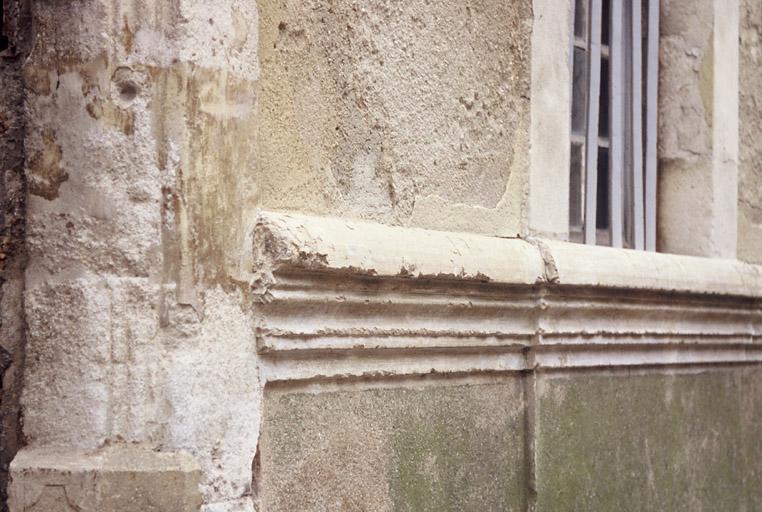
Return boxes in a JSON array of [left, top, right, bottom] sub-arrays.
[[255, 0, 532, 236]]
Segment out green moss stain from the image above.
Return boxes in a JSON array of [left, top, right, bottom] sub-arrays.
[[535, 370, 762, 512], [389, 384, 527, 512], [260, 380, 527, 511], [392, 417, 452, 511], [261, 369, 762, 511]]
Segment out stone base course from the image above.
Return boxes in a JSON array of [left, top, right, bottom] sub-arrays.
[[8, 445, 202, 512]]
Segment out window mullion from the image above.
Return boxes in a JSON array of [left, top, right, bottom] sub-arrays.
[[644, 0, 660, 251], [631, 0, 645, 250], [584, 0, 604, 246], [609, 0, 625, 248]]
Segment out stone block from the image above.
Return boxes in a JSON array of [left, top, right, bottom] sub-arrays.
[[8, 445, 202, 511], [255, 0, 532, 235], [535, 367, 762, 511], [258, 378, 527, 512]]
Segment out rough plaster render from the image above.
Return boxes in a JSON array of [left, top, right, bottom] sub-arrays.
[[739, 0, 762, 263], [255, 0, 532, 236]]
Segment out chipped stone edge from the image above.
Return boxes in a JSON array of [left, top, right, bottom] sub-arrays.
[[251, 210, 762, 299], [249, 209, 548, 300], [249, 211, 762, 381]]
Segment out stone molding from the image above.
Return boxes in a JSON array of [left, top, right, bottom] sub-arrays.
[[252, 211, 762, 383]]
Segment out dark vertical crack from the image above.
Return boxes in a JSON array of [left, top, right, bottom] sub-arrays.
[[250, 439, 262, 511], [0, 1, 31, 510]]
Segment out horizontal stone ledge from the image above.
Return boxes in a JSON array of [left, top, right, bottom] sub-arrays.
[[251, 210, 762, 297], [251, 211, 762, 381]]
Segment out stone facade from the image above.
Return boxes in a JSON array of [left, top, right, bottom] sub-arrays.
[[8, 445, 202, 512], [657, 0, 739, 257], [0, 0, 761, 511], [256, 0, 532, 236]]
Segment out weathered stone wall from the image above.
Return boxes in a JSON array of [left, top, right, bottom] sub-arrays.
[[248, 211, 762, 511], [255, 0, 532, 236], [15, 2, 536, 508], [258, 368, 762, 511], [0, 1, 30, 510], [739, 0, 762, 263], [658, 0, 739, 257], [20, 1, 262, 509], [259, 379, 527, 511], [8, 0, 762, 511], [536, 368, 762, 511]]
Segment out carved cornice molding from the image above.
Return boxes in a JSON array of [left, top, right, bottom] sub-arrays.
[[250, 211, 762, 383]]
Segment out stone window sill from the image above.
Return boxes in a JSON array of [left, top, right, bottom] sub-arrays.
[[250, 211, 762, 382], [251, 210, 762, 298]]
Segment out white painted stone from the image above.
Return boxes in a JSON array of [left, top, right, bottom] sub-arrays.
[[201, 497, 255, 512], [162, 288, 261, 504], [254, 210, 762, 297], [528, 0, 573, 239], [251, 210, 547, 289], [252, 211, 762, 382]]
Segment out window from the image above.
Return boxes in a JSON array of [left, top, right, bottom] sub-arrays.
[[569, 0, 659, 250]]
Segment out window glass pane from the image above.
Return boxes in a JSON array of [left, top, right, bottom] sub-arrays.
[[570, 142, 585, 229], [601, 0, 611, 46], [599, 57, 610, 138], [574, 0, 587, 40], [572, 47, 588, 135], [596, 146, 610, 231]]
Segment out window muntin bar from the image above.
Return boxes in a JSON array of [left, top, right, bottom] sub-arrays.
[[574, 0, 588, 39], [609, 0, 625, 248], [572, 48, 590, 135], [630, 0, 645, 250], [584, 0, 603, 245]]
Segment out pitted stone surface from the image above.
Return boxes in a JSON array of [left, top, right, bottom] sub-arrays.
[[259, 379, 527, 512], [255, 0, 532, 236], [535, 368, 762, 511]]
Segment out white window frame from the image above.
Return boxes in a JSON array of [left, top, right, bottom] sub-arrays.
[[568, 0, 659, 250]]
